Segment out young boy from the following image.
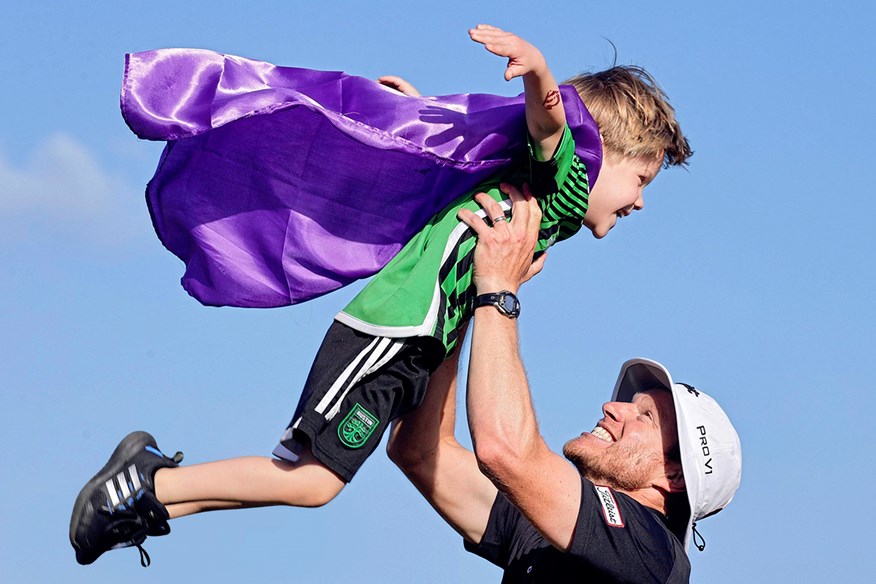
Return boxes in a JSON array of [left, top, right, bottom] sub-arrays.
[[71, 25, 691, 566]]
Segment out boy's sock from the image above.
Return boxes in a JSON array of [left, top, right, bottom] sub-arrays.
[[70, 431, 183, 567]]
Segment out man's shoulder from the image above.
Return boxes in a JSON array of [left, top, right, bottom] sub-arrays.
[[579, 480, 680, 544], [573, 480, 690, 583]]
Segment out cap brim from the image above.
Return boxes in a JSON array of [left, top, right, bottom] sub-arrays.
[[612, 358, 697, 549], [612, 358, 674, 403]]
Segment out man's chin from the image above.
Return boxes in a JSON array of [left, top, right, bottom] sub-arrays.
[[563, 444, 601, 480], [564, 445, 655, 492]]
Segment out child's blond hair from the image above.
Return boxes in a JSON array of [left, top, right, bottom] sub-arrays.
[[565, 66, 692, 168]]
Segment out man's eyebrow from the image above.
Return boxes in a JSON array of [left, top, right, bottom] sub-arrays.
[[631, 395, 657, 420], [635, 390, 674, 424]]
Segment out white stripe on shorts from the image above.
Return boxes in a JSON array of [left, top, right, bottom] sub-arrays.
[[313, 336, 385, 416], [312, 336, 406, 420], [325, 338, 405, 421]]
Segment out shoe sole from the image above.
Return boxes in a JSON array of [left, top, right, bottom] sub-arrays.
[[69, 431, 157, 565]]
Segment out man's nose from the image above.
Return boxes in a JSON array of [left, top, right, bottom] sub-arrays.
[[602, 401, 631, 421]]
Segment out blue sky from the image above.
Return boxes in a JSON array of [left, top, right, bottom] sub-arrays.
[[2, 1, 874, 582]]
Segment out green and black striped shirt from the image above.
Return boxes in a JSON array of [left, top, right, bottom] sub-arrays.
[[336, 126, 591, 355]]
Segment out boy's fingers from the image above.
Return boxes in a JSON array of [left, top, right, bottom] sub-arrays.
[[470, 29, 509, 44], [377, 75, 420, 97]]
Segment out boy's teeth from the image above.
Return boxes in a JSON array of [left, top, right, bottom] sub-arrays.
[[591, 427, 612, 442]]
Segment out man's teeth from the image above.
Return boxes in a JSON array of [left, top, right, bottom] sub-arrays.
[[591, 427, 613, 442]]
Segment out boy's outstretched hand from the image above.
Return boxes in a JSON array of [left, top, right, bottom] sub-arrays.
[[469, 24, 563, 154], [469, 24, 548, 82]]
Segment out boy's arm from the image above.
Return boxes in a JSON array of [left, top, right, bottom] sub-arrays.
[[470, 24, 566, 159], [387, 327, 498, 544]]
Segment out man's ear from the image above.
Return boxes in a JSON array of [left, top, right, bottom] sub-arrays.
[[665, 460, 686, 492]]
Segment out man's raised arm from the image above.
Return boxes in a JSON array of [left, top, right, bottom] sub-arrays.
[[387, 328, 497, 544], [457, 183, 584, 551]]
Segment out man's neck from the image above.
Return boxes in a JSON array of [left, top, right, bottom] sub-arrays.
[[620, 487, 667, 516]]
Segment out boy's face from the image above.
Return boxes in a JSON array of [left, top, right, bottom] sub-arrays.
[[584, 153, 663, 239]]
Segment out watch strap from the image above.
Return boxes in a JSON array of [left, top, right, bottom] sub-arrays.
[[474, 290, 520, 318]]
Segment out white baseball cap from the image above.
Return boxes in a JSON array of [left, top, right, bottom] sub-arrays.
[[611, 358, 742, 550]]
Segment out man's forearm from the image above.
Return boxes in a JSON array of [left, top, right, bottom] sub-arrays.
[[387, 334, 498, 544], [387, 350, 461, 470], [467, 306, 546, 483]]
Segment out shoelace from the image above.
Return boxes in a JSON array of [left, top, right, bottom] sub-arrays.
[[136, 543, 151, 567]]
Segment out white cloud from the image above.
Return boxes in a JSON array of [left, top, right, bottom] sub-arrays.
[[0, 134, 148, 244]]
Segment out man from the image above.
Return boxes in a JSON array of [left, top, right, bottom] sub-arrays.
[[387, 185, 742, 582]]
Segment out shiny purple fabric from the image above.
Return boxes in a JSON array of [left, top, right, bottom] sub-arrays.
[[123, 49, 602, 307]]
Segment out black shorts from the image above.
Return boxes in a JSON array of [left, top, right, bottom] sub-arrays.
[[273, 321, 443, 482]]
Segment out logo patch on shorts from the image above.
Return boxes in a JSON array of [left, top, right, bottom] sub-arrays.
[[338, 403, 380, 449], [594, 485, 625, 527]]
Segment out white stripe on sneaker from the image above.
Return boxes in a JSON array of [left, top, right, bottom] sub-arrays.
[[129, 464, 141, 491], [117, 472, 131, 499], [105, 479, 120, 507]]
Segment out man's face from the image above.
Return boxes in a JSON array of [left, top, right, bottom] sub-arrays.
[[563, 389, 679, 492], [583, 153, 663, 239]]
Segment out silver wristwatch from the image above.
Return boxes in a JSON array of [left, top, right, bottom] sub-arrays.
[[474, 290, 520, 319]]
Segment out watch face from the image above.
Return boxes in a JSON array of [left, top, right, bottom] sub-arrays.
[[476, 291, 519, 317], [500, 293, 519, 316]]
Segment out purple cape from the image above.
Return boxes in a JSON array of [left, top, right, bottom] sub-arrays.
[[123, 49, 602, 308]]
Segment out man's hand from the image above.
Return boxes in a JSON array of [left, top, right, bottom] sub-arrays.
[[469, 24, 548, 82], [377, 75, 422, 97], [457, 183, 545, 295]]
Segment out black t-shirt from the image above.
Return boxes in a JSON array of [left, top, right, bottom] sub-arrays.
[[464, 478, 690, 583]]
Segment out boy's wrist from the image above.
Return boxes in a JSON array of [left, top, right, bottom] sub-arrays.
[[522, 56, 548, 80]]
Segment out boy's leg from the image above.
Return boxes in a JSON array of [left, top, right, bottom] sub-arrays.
[[152, 322, 402, 517], [157, 448, 346, 517], [272, 322, 442, 483], [70, 323, 440, 564], [70, 433, 346, 565]]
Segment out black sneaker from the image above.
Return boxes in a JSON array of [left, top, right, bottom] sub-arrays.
[[70, 431, 183, 567]]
